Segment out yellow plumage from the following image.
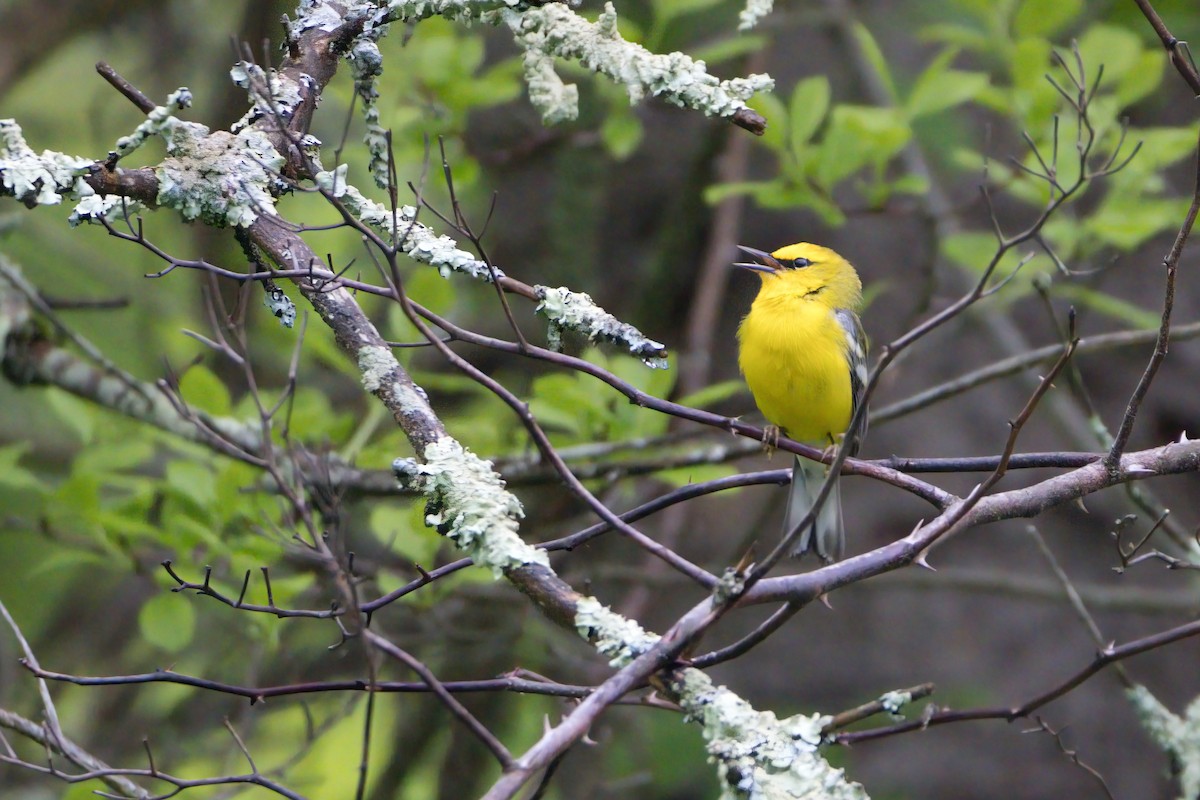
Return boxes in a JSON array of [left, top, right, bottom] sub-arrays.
[[735, 242, 867, 561]]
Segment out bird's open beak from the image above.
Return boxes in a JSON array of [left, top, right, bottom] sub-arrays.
[[733, 245, 782, 274]]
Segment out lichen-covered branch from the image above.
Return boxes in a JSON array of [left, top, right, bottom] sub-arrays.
[[317, 165, 500, 281], [0, 119, 93, 206], [318, 165, 669, 362], [290, 0, 771, 182], [395, 436, 550, 577], [672, 668, 863, 800], [500, 3, 773, 126], [2, 86, 285, 229], [737, 0, 774, 31], [1127, 685, 1200, 800], [392, 436, 863, 799], [535, 285, 668, 367]]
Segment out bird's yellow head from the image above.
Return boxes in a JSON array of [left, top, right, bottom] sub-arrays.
[[734, 242, 862, 312]]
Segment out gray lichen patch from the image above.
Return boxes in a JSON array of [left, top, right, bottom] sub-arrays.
[[316, 166, 498, 281], [156, 126, 285, 228], [229, 62, 313, 135], [0, 120, 93, 206], [414, 436, 549, 576], [878, 690, 913, 719], [737, 0, 774, 31], [262, 285, 297, 328], [357, 344, 397, 393], [573, 596, 660, 667], [673, 669, 865, 800], [535, 285, 668, 368], [1128, 684, 1200, 800], [69, 195, 146, 227], [502, 3, 773, 125]]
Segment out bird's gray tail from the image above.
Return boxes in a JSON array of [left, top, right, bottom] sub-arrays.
[[785, 455, 844, 562]]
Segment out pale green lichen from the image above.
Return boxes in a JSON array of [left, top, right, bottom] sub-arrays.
[[573, 596, 660, 667], [288, 0, 350, 34], [229, 62, 312, 134], [103, 87, 285, 228], [713, 567, 747, 604], [522, 50, 580, 125], [674, 669, 866, 800], [0, 120, 93, 206], [737, 0, 773, 31], [113, 88, 194, 156], [535, 285, 668, 368], [316, 165, 497, 281], [878, 690, 912, 720], [346, 38, 389, 187], [414, 436, 549, 576], [262, 285, 297, 328], [1128, 684, 1200, 800], [156, 125, 285, 228], [68, 194, 145, 227], [502, 3, 773, 124], [358, 344, 396, 393], [288, 1, 768, 169]]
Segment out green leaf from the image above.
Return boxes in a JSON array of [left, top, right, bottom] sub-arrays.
[[689, 35, 768, 66], [749, 91, 788, 154], [676, 380, 747, 410], [139, 593, 195, 653], [890, 173, 930, 195], [788, 76, 831, 153], [178, 364, 231, 416], [171, 514, 228, 553], [408, 260, 459, 316], [74, 435, 155, 476], [0, 443, 43, 491], [28, 549, 110, 579], [1129, 128, 1196, 172], [653, 0, 725, 27], [1013, 0, 1081, 37], [1009, 37, 1057, 125], [943, 231, 1002, 273], [919, 22, 991, 53], [165, 460, 216, 512], [703, 180, 776, 205], [657, 463, 736, 488], [1075, 25, 1142, 91], [1052, 285, 1160, 329], [850, 23, 898, 103], [370, 502, 440, 565], [816, 106, 911, 190], [1086, 196, 1185, 250], [46, 390, 95, 444], [907, 51, 989, 119], [601, 112, 644, 160], [1115, 50, 1165, 108]]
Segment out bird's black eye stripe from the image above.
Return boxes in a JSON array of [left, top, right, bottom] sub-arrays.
[[791, 257, 812, 269]]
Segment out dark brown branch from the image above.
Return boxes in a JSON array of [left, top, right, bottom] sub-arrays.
[[20, 661, 607, 703], [1106, 126, 1200, 468], [95, 61, 156, 115], [1132, 0, 1200, 95], [833, 615, 1200, 745]]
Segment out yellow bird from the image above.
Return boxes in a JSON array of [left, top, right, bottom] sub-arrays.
[[735, 242, 868, 561]]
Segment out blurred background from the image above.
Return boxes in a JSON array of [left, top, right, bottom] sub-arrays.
[[3, 0, 1200, 797]]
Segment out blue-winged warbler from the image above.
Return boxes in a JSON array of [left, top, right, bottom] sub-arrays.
[[735, 243, 868, 561]]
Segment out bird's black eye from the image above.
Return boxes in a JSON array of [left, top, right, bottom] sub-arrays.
[[791, 257, 812, 269]]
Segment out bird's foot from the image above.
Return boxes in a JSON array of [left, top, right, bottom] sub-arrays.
[[761, 425, 781, 458]]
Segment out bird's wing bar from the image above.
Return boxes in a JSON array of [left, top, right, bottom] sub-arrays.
[[835, 308, 869, 456]]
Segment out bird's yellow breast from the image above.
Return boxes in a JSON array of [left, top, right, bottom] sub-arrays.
[[738, 292, 853, 443]]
